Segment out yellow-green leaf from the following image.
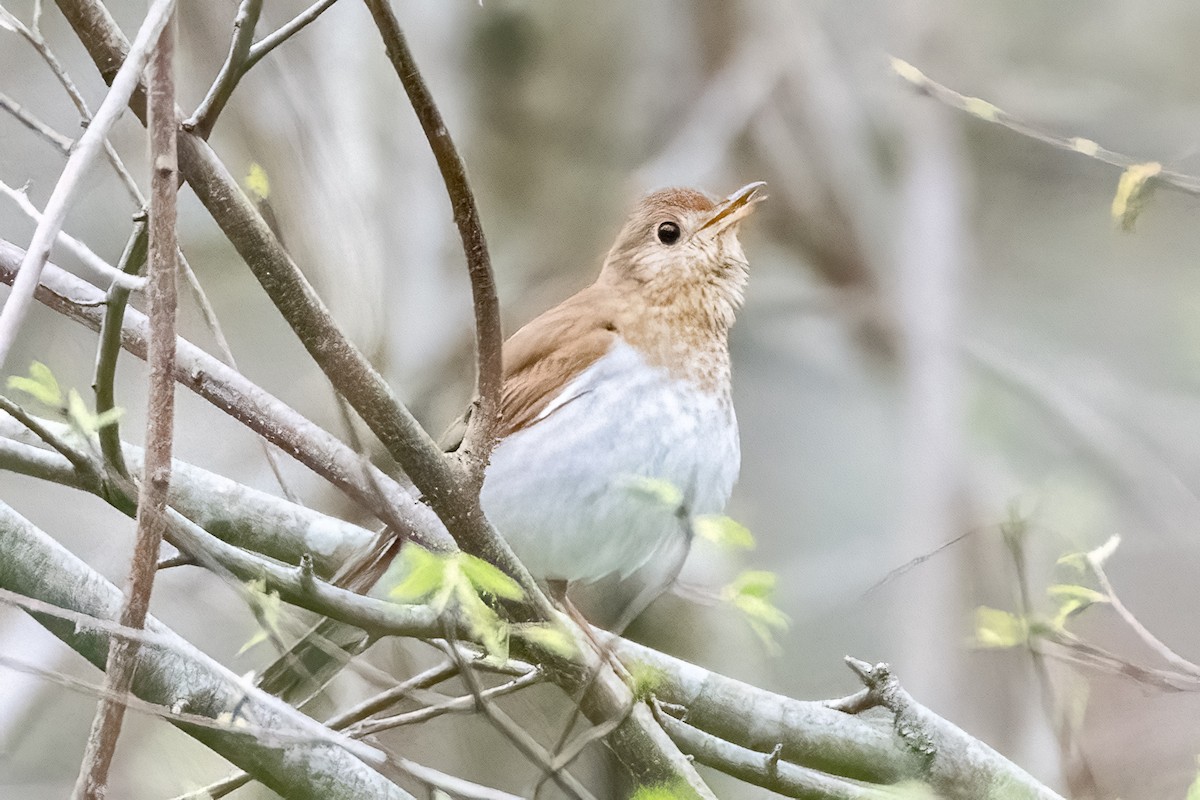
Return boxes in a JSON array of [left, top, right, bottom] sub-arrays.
[[388, 545, 446, 603], [723, 571, 790, 654], [973, 606, 1027, 649], [1047, 584, 1108, 605], [7, 361, 63, 407], [725, 570, 777, 599], [619, 475, 684, 510], [238, 578, 282, 655], [1185, 756, 1200, 800], [459, 553, 524, 601], [458, 585, 509, 660], [245, 163, 271, 201], [963, 96, 1001, 121], [1111, 161, 1161, 231], [516, 623, 577, 659], [694, 514, 755, 550]]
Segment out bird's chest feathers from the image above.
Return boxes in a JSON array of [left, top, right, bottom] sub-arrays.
[[529, 338, 739, 511]]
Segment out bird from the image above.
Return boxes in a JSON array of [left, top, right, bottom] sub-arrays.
[[479, 181, 765, 589], [256, 182, 763, 700]]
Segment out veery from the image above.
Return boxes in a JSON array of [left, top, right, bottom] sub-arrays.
[[480, 181, 765, 586]]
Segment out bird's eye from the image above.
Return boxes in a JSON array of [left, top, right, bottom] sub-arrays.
[[656, 221, 681, 245]]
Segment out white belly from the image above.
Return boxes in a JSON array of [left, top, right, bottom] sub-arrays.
[[481, 340, 740, 582]]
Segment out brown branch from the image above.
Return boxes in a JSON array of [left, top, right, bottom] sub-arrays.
[[0, 239, 450, 551], [183, 0, 261, 138], [73, 15, 177, 799], [361, 0, 503, 473], [245, 0, 341, 70], [51, 0, 539, 600]]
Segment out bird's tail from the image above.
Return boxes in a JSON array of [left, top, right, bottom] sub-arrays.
[[255, 531, 403, 704]]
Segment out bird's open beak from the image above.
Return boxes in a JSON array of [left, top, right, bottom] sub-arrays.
[[697, 181, 767, 234]]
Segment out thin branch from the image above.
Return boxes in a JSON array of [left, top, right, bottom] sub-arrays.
[[183, 0, 262, 138], [74, 15, 177, 798], [0, 3, 142, 203], [347, 668, 542, 737], [92, 213, 147, 478], [1086, 550, 1200, 677], [185, 0, 344, 137], [0, 89, 74, 153], [360, 0, 503, 473], [890, 57, 1200, 195], [446, 638, 597, 800], [0, 179, 145, 291], [245, 0, 341, 69], [1001, 517, 1099, 798], [389, 757, 524, 800], [0, 239, 450, 551], [0, 0, 173, 373]]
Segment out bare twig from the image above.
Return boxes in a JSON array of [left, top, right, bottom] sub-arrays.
[[0, 179, 145, 291], [890, 57, 1200, 195], [1085, 548, 1200, 678], [186, 0, 343, 137], [0, 3, 142, 203], [1001, 517, 1099, 798], [245, 0, 340, 69], [0, 89, 74, 153], [92, 213, 148, 478], [0, 0, 173, 373], [389, 757, 524, 800], [361, 0, 503, 473], [445, 638, 597, 800], [349, 668, 542, 737], [0, 239, 449, 550], [73, 15, 177, 799], [184, 0, 262, 138]]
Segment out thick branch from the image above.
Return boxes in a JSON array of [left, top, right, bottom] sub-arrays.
[[0, 500, 411, 800]]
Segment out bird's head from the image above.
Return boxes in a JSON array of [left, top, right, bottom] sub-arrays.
[[599, 182, 766, 326]]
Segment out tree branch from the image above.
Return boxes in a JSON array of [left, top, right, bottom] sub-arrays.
[[0, 500, 412, 800], [183, 0, 261, 138], [0, 89, 74, 153], [51, 0, 542, 604], [0, 0, 173, 371], [360, 0, 503, 475], [75, 18, 177, 791], [0, 238, 450, 552]]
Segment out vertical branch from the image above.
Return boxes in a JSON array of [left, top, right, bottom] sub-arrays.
[[71, 11, 177, 799], [360, 0, 503, 475]]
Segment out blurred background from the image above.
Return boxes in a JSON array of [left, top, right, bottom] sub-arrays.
[[3, 0, 1200, 797]]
